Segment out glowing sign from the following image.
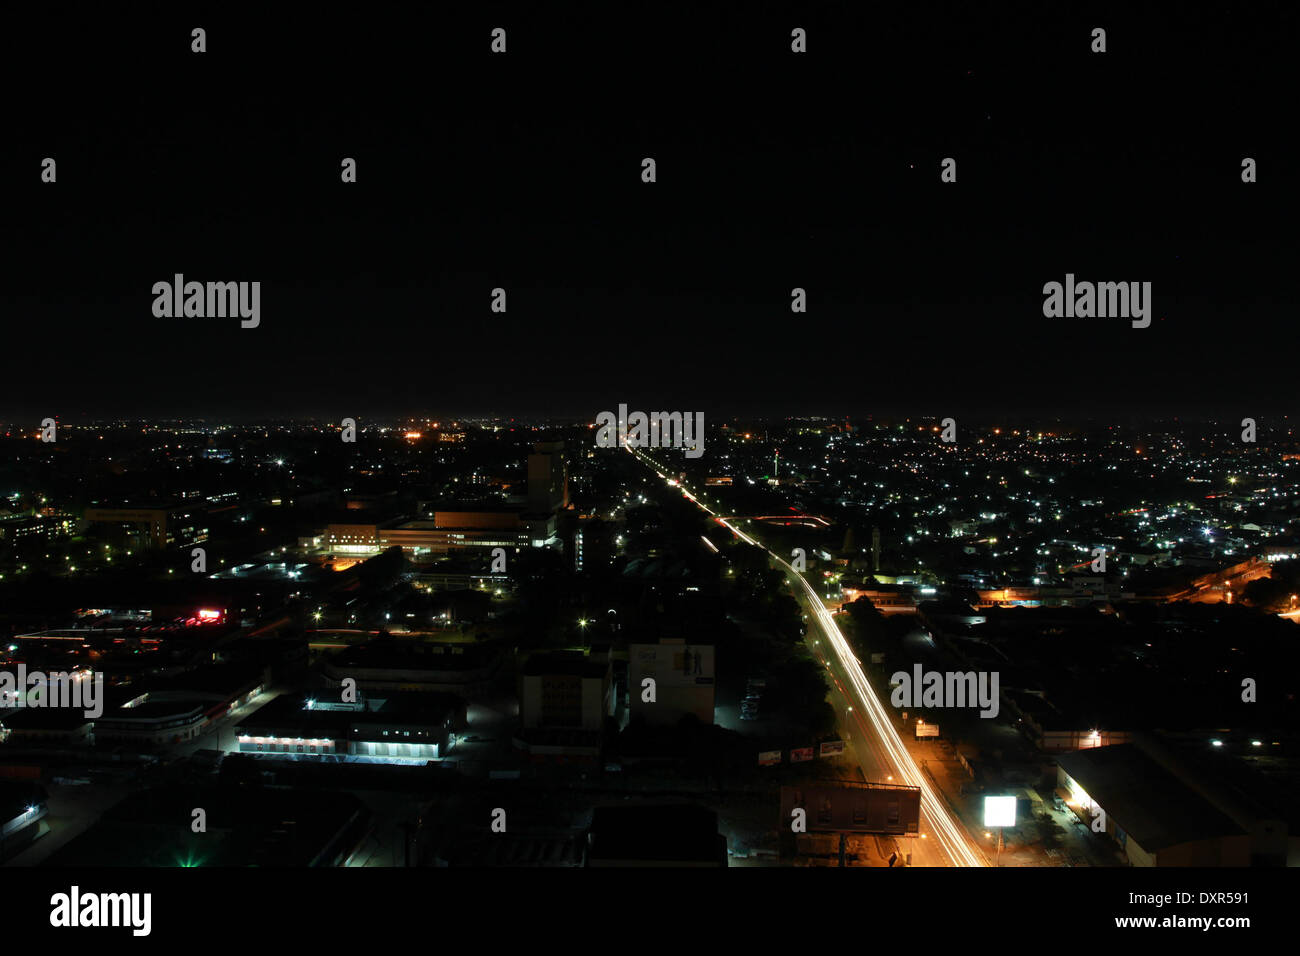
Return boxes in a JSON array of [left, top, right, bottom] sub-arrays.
[[983, 795, 1017, 827], [196, 609, 223, 622]]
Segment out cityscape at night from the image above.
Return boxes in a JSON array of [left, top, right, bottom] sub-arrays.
[[3, 0, 1296, 941], [0, 415, 1297, 870]]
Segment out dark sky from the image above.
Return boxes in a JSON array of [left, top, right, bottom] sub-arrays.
[[3, 2, 1297, 420]]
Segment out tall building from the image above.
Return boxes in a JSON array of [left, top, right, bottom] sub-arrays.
[[519, 651, 612, 731], [515, 650, 612, 760], [527, 441, 569, 515]]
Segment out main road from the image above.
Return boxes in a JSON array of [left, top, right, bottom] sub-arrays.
[[631, 447, 986, 867]]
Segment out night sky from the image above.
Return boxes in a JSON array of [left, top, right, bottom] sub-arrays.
[[3, 3, 1296, 420]]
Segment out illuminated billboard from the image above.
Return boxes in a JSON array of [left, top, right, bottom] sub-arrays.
[[630, 643, 714, 688], [983, 795, 1017, 827], [629, 642, 715, 725]]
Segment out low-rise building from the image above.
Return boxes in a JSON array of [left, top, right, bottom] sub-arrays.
[[235, 692, 464, 763], [1057, 743, 1251, 866]]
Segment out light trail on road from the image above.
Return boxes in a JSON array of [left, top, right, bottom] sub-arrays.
[[632, 447, 986, 866]]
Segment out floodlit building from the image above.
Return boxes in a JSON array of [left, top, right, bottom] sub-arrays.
[[1056, 743, 1252, 866], [235, 692, 464, 763]]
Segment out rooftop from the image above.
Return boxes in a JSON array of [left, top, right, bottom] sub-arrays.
[[1057, 743, 1246, 852]]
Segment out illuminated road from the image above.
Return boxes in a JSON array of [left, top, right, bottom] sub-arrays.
[[632, 448, 986, 867]]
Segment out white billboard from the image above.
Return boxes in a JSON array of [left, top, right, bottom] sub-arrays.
[[983, 795, 1017, 827], [630, 643, 714, 687], [629, 642, 716, 725]]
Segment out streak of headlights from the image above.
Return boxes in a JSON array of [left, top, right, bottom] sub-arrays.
[[631, 448, 985, 867]]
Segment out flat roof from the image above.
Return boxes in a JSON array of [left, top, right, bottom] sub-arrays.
[[522, 652, 609, 679], [1057, 744, 1245, 852], [332, 641, 498, 672], [235, 691, 461, 736]]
